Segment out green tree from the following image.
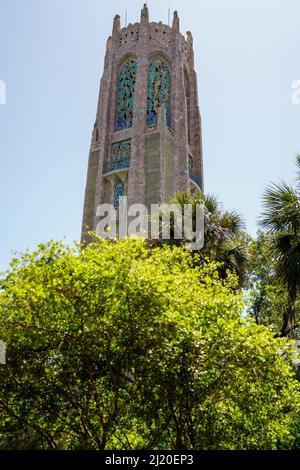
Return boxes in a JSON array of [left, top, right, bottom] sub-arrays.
[[247, 230, 288, 330], [259, 156, 300, 336], [165, 191, 249, 287], [0, 238, 300, 449]]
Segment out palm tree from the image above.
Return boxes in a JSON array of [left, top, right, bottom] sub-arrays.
[[259, 156, 300, 337], [162, 191, 249, 287]]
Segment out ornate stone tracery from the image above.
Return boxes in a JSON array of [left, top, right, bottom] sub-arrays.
[[116, 60, 137, 130], [113, 181, 125, 208], [146, 57, 171, 127], [111, 139, 131, 171]]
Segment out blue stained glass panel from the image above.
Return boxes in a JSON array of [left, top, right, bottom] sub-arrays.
[[116, 60, 137, 130], [147, 58, 171, 127], [111, 140, 131, 171], [113, 181, 125, 208]]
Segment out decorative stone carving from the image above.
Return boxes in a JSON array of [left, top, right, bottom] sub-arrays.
[[111, 139, 131, 170], [147, 58, 171, 127], [116, 60, 137, 130]]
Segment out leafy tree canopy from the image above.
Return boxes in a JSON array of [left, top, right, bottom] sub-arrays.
[[0, 238, 299, 449], [258, 156, 300, 336]]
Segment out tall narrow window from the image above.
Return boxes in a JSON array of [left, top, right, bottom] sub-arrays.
[[113, 181, 125, 208], [116, 60, 137, 130], [184, 71, 191, 144], [147, 57, 171, 127]]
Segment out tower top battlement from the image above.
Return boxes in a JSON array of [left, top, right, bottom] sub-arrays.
[[111, 6, 193, 57]]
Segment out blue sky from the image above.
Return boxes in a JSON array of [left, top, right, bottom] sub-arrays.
[[0, 0, 299, 271]]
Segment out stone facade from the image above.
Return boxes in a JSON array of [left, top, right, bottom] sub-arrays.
[[81, 4, 204, 241]]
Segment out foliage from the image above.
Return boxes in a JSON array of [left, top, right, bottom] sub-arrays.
[[247, 231, 289, 331], [161, 191, 249, 287], [259, 156, 300, 336], [0, 238, 300, 449]]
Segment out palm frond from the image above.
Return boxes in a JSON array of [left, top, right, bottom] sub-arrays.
[[171, 191, 194, 208], [217, 243, 249, 287], [273, 234, 300, 289], [259, 182, 300, 233], [202, 193, 220, 215], [294, 155, 300, 190], [218, 210, 245, 234]]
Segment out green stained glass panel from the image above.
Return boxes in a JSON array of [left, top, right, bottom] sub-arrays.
[[147, 58, 171, 127], [111, 140, 131, 170], [116, 60, 137, 130], [113, 181, 125, 208]]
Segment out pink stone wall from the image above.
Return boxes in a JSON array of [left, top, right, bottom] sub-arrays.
[[81, 5, 204, 239]]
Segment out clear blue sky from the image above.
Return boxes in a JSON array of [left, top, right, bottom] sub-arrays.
[[0, 0, 300, 271]]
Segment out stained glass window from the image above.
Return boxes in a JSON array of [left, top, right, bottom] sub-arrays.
[[116, 60, 137, 130], [113, 181, 125, 208], [147, 57, 171, 127], [111, 140, 131, 171], [184, 71, 191, 144]]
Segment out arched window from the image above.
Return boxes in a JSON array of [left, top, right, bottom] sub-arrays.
[[147, 57, 171, 127], [113, 181, 125, 208], [116, 59, 137, 130]]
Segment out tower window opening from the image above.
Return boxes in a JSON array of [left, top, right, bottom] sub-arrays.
[[147, 57, 171, 127], [116, 59, 137, 130], [111, 140, 131, 171], [113, 181, 125, 208], [184, 71, 191, 144]]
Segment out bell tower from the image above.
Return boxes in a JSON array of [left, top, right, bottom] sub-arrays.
[[81, 4, 204, 241]]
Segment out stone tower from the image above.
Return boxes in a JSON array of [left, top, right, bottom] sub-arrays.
[[81, 4, 204, 241]]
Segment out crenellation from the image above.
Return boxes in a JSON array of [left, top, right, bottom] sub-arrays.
[[149, 23, 173, 47], [112, 14, 121, 36], [172, 11, 180, 33], [118, 24, 140, 47]]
